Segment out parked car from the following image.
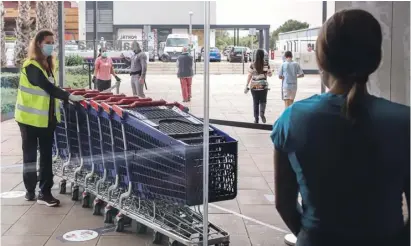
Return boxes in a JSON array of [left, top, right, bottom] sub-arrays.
[[209, 47, 221, 62], [228, 46, 249, 63], [251, 49, 269, 63]]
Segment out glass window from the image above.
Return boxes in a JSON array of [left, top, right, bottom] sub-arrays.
[[165, 38, 189, 47]]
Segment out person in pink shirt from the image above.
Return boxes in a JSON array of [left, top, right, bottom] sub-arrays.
[[93, 48, 120, 91]]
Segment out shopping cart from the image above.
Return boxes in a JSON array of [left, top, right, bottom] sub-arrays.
[[53, 89, 236, 245], [54, 90, 116, 199]]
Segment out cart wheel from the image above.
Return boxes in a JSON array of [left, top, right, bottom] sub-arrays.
[[152, 231, 162, 244], [92, 198, 103, 216], [104, 205, 115, 224], [114, 215, 125, 232], [136, 222, 147, 234], [59, 180, 66, 194], [168, 240, 180, 246], [71, 186, 79, 201], [82, 192, 90, 208]]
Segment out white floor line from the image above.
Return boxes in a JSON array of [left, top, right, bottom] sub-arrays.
[[209, 203, 290, 234]]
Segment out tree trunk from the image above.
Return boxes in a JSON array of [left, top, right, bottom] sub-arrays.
[[14, 1, 33, 67], [48, 2, 59, 51], [1, 2, 7, 67], [36, 1, 51, 31]]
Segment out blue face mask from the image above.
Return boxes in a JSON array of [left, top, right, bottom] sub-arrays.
[[42, 44, 54, 57]]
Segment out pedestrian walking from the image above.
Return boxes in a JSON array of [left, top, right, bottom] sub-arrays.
[[15, 29, 85, 206], [271, 9, 409, 246], [93, 48, 121, 92], [244, 49, 272, 123], [278, 51, 304, 108], [130, 42, 147, 98], [176, 46, 194, 102]]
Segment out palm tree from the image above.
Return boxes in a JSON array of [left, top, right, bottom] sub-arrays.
[[0, 2, 7, 67], [36, 1, 51, 31], [14, 1, 33, 67], [48, 1, 59, 50]]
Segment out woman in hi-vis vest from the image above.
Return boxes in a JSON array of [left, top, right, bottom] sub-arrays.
[[15, 30, 85, 207]]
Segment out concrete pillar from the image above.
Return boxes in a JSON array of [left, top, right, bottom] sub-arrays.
[[264, 28, 270, 52], [259, 30, 264, 49], [335, 1, 410, 105], [237, 29, 240, 45], [234, 29, 237, 46]]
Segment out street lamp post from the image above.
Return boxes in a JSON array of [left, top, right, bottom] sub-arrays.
[[189, 11, 193, 45]]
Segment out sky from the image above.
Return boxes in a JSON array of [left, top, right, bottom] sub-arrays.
[[215, 0, 335, 36]]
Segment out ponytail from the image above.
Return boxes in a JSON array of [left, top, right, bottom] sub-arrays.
[[343, 76, 368, 122]]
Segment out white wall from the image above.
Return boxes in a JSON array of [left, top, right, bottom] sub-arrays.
[[113, 1, 216, 25], [78, 1, 86, 40], [335, 1, 409, 105], [210, 29, 215, 48], [172, 29, 188, 34]]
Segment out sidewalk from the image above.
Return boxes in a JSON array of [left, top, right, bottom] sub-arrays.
[[1, 74, 321, 246]]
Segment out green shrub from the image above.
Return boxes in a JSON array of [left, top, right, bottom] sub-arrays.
[[0, 73, 89, 115], [65, 73, 90, 89], [1, 73, 20, 89], [65, 65, 90, 75], [1, 88, 17, 114], [65, 54, 85, 66]]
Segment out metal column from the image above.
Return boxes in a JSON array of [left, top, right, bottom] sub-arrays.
[[233, 29, 236, 46], [259, 30, 264, 49], [58, 1, 65, 87], [264, 28, 270, 52], [202, 2, 211, 246], [93, 1, 97, 60], [321, 1, 327, 93]]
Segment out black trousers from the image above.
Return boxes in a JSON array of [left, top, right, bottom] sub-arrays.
[[96, 79, 111, 92], [18, 122, 55, 195], [251, 89, 268, 119]]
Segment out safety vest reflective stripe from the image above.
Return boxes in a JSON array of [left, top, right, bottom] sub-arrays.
[[16, 104, 49, 116], [19, 85, 49, 97]]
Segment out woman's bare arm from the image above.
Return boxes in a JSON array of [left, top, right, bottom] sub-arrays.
[[274, 149, 302, 236]]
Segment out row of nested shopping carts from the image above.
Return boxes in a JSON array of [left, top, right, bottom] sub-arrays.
[[51, 88, 238, 246]]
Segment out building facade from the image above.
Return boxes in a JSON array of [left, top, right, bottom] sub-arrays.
[[79, 1, 270, 51]]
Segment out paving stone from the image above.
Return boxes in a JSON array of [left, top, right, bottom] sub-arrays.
[[96, 235, 152, 246], [5, 214, 65, 236], [246, 224, 287, 246], [1, 205, 30, 225], [237, 176, 270, 190], [236, 190, 274, 205], [1, 235, 49, 246], [209, 214, 248, 235]]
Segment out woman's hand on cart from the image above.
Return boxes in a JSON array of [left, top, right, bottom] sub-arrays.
[[115, 75, 121, 83], [69, 94, 86, 102]]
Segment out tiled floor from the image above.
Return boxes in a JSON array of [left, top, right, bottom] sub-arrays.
[[0, 73, 322, 246]]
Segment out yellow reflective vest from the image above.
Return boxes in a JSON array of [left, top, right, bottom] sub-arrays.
[[15, 59, 61, 128]]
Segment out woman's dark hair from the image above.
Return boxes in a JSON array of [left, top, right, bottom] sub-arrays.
[[315, 9, 382, 121], [254, 49, 265, 74], [28, 29, 55, 71]]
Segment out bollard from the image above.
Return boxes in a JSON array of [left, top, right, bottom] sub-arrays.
[[194, 49, 197, 75], [87, 62, 92, 89], [242, 49, 245, 75]]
